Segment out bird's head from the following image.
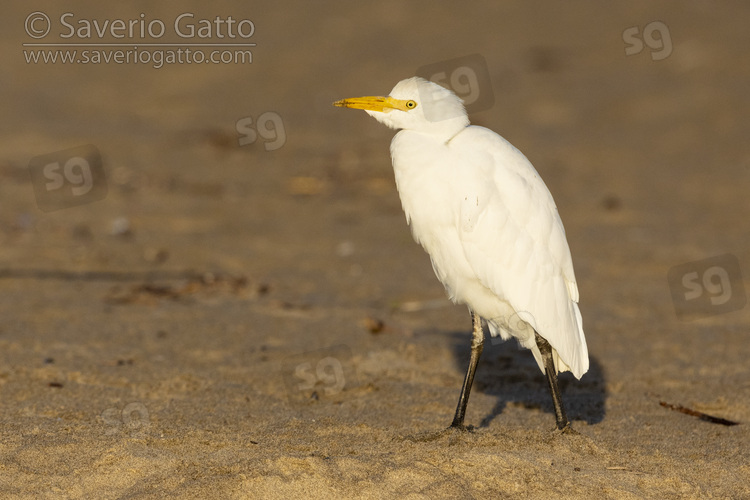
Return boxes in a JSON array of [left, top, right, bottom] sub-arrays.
[[334, 77, 469, 140]]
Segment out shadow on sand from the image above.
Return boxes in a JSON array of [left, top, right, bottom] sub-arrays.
[[447, 329, 606, 427]]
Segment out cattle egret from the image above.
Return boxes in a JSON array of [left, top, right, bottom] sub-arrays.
[[334, 77, 588, 431]]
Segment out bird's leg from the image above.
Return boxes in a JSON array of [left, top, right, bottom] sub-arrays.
[[534, 331, 571, 431], [450, 312, 484, 429]]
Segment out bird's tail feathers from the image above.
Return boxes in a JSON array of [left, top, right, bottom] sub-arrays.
[[487, 301, 588, 380]]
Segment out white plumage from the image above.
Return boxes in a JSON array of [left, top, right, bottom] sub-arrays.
[[335, 77, 588, 430]]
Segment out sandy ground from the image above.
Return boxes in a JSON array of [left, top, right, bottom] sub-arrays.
[[1, 1, 749, 498]]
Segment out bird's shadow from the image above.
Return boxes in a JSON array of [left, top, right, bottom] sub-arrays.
[[447, 330, 606, 427]]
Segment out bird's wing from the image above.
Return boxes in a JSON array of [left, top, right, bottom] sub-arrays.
[[453, 126, 588, 378]]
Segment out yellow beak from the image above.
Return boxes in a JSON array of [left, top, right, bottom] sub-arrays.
[[333, 96, 414, 113]]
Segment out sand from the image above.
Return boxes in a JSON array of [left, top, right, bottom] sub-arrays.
[[1, 1, 749, 498]]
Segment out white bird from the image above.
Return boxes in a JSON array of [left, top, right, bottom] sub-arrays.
[[334, 77, 588, 431]]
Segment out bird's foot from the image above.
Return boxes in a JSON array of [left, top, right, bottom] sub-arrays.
[[556, 423, 579, 436], [401, 423, 476, 443], [448, 422, 475, 433]]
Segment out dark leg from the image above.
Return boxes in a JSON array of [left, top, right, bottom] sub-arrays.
[[450, 312, 484, 429], [535, 331, 570, 431]]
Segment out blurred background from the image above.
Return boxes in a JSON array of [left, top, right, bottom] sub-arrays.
[[2, 1, 748, 293]]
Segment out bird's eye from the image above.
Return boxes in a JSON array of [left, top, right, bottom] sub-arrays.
[[405, 100, 417, 109]]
